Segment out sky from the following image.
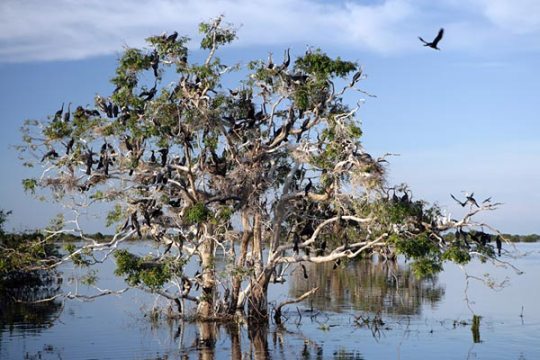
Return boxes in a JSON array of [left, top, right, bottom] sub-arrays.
[[0, 0, 539, 234]]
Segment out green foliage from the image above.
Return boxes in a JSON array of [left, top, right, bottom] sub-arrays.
[[22, 178, 38, 195], [0, 230, 59, 282], [199, 17, 237, 50], [44, 120, 71, 140], [410, 258, 442, 278], [106, 204, 123, 227], [184, 203, 210, 225], [295, 49, 357, 79], [114, 249, 176, 290], [0, 209, 12, 236], [442, 245, 471, 264]]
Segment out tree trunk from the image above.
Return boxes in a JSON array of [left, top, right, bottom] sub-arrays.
[[248, 322, 270, 360], [248, 212, 272, 322], [247, 268, 273, 323], [197, 225, 215, 318], [228, 211, 251, 314], [197, 321, 216, 360], [226, 323, 242, 360]]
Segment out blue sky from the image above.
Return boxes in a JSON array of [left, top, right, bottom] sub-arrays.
[[1, 0, 539, 234]]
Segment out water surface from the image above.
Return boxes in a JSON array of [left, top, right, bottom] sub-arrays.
[[1, 242, 539, 359]]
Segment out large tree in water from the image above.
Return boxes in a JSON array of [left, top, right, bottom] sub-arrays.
[[18, 16, 508, 323]]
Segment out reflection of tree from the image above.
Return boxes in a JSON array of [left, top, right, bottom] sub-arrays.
[[289, 258, 445, 316], [0, 269, 62, 332]]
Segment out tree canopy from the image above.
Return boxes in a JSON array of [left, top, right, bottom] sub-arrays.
[[17, 16, 508, 323]]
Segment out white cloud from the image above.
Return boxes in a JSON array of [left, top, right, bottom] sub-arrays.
[[1, 0, 540, 63], [475, 0, 540, 34], [0, 0, 419, 62]]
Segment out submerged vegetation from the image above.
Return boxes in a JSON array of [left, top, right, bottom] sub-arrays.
[[13, 16, 515, 328]]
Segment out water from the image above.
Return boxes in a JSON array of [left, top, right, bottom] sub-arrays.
[[1, 242, 539, 359]]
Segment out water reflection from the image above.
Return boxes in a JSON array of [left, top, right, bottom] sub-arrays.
[[0, 270, 63, 333], [289, 258, 445, 316]]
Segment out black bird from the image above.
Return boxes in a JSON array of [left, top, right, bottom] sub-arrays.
[[150, 150, 156, 163], [451, 193, 479, 208], [350, 69, 362, 86], [419, 28, 444, 50], [63, 103, 71, 122], [54, 103, 64, 121], [140, 85, 157, 101], [466, 193, 480, 208], [166, 31, 178, 42], [41, 149, 59, 162], [112, 104, 119, 118], [150, 50, 159, 78], [131, 212, 142, 237], [333, 259, 341, 270], [158, 148, 168, 167], [85, 149, 95, 175], [278, 48, 290, 71], [65, 138, 75, 155], [495, 235, 502, 256], [304, 178, 312, 197], [293, 233, 300, 254], [301, 264, 308, 279], [124, 136, 133, 152]]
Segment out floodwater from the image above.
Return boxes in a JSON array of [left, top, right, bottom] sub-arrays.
[[1, 242, 539, 359]]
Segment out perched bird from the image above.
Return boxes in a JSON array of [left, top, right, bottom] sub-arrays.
[[293, 233, 300, 254], [166, 31, 178, 42], [54, 103, 64, 121], [279, 48, 290, 71], [63, 103, 71, 122], [350, 69, 362, 86], [65, 138, 75, 155], [158, 148, 168, 167], [41, 149, 59, 162], [419, 28, 444, 50], [85, 149, 95, 175], [304, 178, 313, 197], [301, 264, 308, 279]]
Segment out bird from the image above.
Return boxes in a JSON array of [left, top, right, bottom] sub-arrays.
[[150, 150, 156, 163], [54, 103, 64, 121], [65, 138, 75, 155], [85, 149, 95, 175], [158, 148, 169, 167], [63, 103, 71, 122], [304, 178, 313, 197], [293, 233, 300, 254], [466, 193, 480, 208], [301, 264, 308, 279], [41, 149, 59, 162], [495, 235, 502, 256], [350, 69, 362, 86], [279, 48, 290, 71], [166, 31, 178, 42], [451, 193, 479, 208], [419, 28, 444, 50]]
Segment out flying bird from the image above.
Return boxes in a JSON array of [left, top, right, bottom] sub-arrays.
[[419, 28, 444, 50]]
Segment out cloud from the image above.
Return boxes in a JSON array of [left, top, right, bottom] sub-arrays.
[[475, 0, 540, 34], [1, 0, 540, 63], [0, 0, 418, 62]]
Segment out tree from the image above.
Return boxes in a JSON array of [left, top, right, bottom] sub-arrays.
[[18, 16, 509, 324]]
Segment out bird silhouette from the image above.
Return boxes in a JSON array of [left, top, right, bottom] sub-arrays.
[[304, 178, 313, 197], [41, 149, 59, 162], [419, 28, 444, 50]]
